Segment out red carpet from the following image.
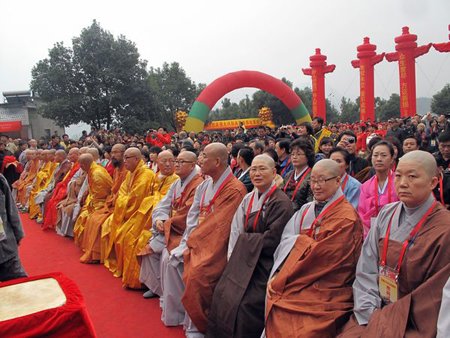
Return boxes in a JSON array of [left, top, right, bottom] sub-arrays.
[[18, 213, 185, 338]]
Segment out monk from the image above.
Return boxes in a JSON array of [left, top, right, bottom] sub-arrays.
[[14, 149, 39, 210], [73, 154, 112, 247], [121, 150, 178, 288], [80, 144, 127, 264], [264, 159, 363, 338], [21, 149, 46, 212], [340, 151, 450, 338], [103, 147, 155, 276], [29, 150, 58, 220], [42, 148, 80, 230], [34, 150, 72, 223], [207, 155, 294, 338], [138, 151, 203, 326], [12, 150, 32, 202], [168, 143, 247, 337]]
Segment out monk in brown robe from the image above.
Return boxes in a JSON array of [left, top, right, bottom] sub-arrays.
[[264, 159, 363, 338], [207, 155, 294, 338], [79, 144, 127, 263], [170, 143, 246, 337], [339, 150, 450, 338], [43, 148, 80, 230], [14, 150, 39, 209]]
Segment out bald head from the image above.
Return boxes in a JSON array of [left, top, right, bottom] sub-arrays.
[[399, 150, 437, 178], [87, 148, 99, 160], [55, 150, 67, 163], [313, 159, 340, 177], [79, 147, 88, 154], [206, 143, 228, 167], [79, 154, 94, 172], [178, 150, 197, 163], [252, 154, 275, 169], [124, 147, 142, 172], [158, 151, 175, 176], [68, 147, 80, 163], [112, 143, 125, 153]]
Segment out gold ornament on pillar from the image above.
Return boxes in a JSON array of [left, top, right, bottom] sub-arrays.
[[174, 110, 188, 132], [258, 107, 275, 128]]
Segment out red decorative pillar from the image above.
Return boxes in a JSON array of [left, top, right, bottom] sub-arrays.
[[351, 38, 384, 122], [385, 26, 432, 117], [302, 48, 336, 122], [433, 24, 450, 52]]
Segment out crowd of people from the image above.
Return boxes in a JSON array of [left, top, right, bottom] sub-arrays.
[[0, 111, 450, 338]]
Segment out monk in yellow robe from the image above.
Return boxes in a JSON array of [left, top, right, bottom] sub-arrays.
[[12, 150, 33, 203], [121, 150, 178, 289], [103, 147, 155, 277], [15, 150, 39, 210], [29, 150, 59, 220], [73, 154, 113, 247], [80, 144, 127, 264]]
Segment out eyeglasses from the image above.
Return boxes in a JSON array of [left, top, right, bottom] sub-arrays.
[[309, 176, 338, 186], [174, 160, 194, 165]]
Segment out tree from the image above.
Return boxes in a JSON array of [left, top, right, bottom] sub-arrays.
[[377, 93, 401, 121], [148, 62, 198, 131], [31, 20, 151, 130], [339, 97, 360, 123], [431, 83, 450, 115]]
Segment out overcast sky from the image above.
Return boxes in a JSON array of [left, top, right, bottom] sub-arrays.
[[1, 0, 449, 136]]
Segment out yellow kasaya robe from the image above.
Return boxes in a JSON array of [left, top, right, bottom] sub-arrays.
[[29, 161, 59, 219], [121, 172, 178, 288], [73, 163, 113, 247], [103, 160, 155, 276], [80, 164, 127, 264], [16, 159, 40, 206]]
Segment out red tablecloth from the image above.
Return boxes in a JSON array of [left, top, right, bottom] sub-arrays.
[[0, 272, 96, 338]]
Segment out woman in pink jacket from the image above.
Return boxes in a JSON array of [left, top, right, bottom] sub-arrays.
[[358, 140, 399, 237]]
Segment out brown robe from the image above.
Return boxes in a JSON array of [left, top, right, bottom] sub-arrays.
[[339, 203, 450, 338], [265, 197, 363, 338], [56, 171, 86, 227], [206, 188, 294, 338], [182, 176, 247, 333]]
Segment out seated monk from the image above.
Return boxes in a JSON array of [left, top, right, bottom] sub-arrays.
[[34, 150, 72, 223], [264, 159, 363, 338], [79, 144, 127, 264], [339, 150, 450, 338], [206, 155, 294, 338], [103, 147, 155, 276], [138, 151, 203, 327], [42, 148, 80, 230], [168, 143, 247, 337], [73, 154, 113, 249], [55, 147, 89, 237], [121, 150, 178, 289], [14, 150, 39, 211], [29, 150, 58, 220], [11, 149, 32, 202]]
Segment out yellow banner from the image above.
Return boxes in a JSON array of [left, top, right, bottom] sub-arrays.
[[204, 118, 274, 130]]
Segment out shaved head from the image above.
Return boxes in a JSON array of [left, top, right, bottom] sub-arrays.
[[79, 147, 88, 154], [206, 143, 228, 167], [87, 148, 99, 160], [124, 147, 141, 158], [112, 143, 125, 152], [313, 159, 340, 177], [178, 150, 197, 163], [252, 154, 275, 169], [399, 150, 438, 178], [78, 154, 94, 172], [68, 147, 80, 163], [124, 147, 142, 172], [158, 150, 175, 176], [55, 150, 67, 163]]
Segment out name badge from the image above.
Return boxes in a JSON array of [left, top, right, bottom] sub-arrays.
[[170, 209, 178, 218], [198, 207, 208, 225], [379, 265, 399, 304]]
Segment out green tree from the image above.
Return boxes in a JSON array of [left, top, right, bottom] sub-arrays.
[[431, 83, 450, 115], [339, 97, 360, 123], [148, 62, 198, 131], [377, 93, 401, 121], [31, 20, 151, 130]]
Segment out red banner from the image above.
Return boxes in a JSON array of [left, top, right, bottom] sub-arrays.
[[0, 121, 22, 132]]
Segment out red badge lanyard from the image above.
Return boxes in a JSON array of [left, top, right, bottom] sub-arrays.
[[200, 173, 233, 213], [280, 157, 291, 177], [341, 174, 349, 192], [299, 195, 345, 237], [283, 167, 311, 201], [381, 201, 436, 274], [439, 175, 444, 205], [245, 184, 277, 232], [374, 172, 392, 216]]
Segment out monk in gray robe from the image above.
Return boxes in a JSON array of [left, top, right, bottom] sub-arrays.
[[340, 150, 450, 337], [206, 155, 293, 338]]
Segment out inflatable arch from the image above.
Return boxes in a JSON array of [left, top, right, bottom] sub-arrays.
[[184, 70, 312, 132]]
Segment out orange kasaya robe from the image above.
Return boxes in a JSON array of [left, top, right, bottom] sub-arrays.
[[79, 164, 127, 264], [121, 172, 178, 289], [29, 161, 58, 219], [73, 163, 113, 247], [14, 159, 39, 206], [42, 162, 80, 230], [103, 161, 155, 275]]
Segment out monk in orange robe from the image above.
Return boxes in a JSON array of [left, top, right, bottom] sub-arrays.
[[121, 150, 178, 289], [12, 150, 34, 202], [79, 144, 127, 264], [103, 147, 155, 276], [73, 154, 113, 246], [42, 148, 80, 230]]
